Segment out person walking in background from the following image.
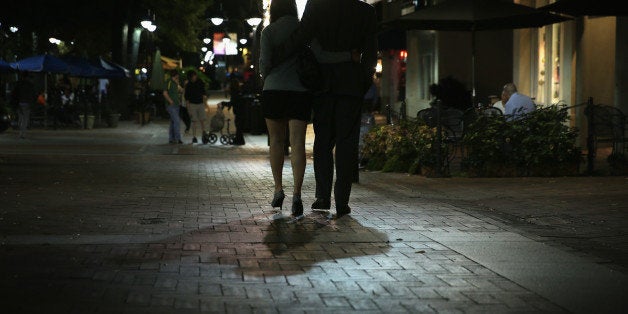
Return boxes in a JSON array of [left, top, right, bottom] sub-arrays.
[[12, 72, 37, 139], [502, 82, 536, 121], [273, 0, 378, 219], [184, 70, 209, 144], [163, 70, 183, 144], [259, 0, 313, 218]]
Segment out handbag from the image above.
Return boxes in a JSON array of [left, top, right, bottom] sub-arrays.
[[296, 45, 324, 93]]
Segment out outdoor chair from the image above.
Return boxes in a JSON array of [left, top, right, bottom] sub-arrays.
[[479, 107, 504, 117], [585, 104, 627, 155]]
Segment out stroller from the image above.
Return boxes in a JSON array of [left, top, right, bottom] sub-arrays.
[[207, 102, 236, 145]]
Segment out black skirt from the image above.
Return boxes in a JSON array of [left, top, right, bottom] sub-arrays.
[[261, 90, 312, 122]]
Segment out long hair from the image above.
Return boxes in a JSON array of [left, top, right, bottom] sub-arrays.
[[269, 0, 298, 23]]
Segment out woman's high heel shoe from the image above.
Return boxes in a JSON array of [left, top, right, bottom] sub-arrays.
[[271, 190, 285, 209], [292, 195, 304, 217]]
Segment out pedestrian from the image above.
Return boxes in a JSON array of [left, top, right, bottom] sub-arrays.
[[163, 70, 183, 144], [229, 70, 246, 146], [11, 72, 37, 139], [97, 78, 109, 104], [259, 0, 313, 217], [179, 101, 191, 135], [502, 82, 536, 121], [273, 0, 378, 219], [179, 75, 191, 134], [184, 70, 209, 144]]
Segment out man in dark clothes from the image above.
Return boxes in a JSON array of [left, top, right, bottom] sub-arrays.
[[12, 72, 37, 139], [184, 70, 208, 144]]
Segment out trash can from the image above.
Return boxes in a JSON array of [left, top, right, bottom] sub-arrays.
[[249, 96, 266, 135]]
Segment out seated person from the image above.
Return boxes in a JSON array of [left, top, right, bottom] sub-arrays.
[[61, 86, 75, 106], [487, 94, 505, 113], [502, 83, 535, 121], [58, 86, 77, 125]]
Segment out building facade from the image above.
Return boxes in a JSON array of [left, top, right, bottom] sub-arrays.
[[376, 0, 627, 146]]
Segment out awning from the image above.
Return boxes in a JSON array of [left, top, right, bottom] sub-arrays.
[[161, 56, 182, 70]]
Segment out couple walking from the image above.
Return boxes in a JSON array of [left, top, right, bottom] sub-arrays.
[[259, 0, 377, 219]]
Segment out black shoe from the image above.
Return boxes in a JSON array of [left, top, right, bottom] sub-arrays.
[[192, 137, 198, 144], [292, 195, 303, 217], [335, 205, 351, 219], [311, 198, 331, 210], [271, 190, 285, 210], [177, 140, 183, 144]]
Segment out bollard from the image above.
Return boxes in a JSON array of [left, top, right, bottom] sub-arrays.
[[586, 97, 595, 174], [434, 99, 444, 177]]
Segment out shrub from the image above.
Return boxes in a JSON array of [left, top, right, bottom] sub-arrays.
[[462, 104, 582, 177], [361, 120, 448, 175]]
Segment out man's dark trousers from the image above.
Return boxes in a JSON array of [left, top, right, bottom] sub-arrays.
[[312, 94, 362, 208]]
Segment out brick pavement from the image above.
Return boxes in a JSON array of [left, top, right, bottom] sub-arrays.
[[1, 95, 627, 313]]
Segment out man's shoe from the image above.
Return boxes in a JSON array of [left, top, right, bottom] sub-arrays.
[[192, 137, 198, 144], [311, 198, 331, 211], [177, 140, 183, 144], [291, 195, 304, 217], [335, 205, 351, 219]]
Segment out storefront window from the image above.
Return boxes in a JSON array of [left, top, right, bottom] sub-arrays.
[[551, 23, 561, 104], [536, 21, 562, 107], [537, 27, 546, 105]]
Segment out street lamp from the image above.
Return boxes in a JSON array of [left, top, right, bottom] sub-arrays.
[[137, 10, 157, 126], [141, 10, 155, 30], [210, 17, 225, 26], [246, 17, 262, 27]]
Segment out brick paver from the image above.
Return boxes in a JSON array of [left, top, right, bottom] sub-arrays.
[[1, 92, 627, 313]]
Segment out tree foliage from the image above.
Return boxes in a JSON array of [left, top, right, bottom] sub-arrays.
[[149, 0, 211, 56], [0, 0, 213, 59]]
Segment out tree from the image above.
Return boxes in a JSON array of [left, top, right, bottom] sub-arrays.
[[0, 0, 212, 59]]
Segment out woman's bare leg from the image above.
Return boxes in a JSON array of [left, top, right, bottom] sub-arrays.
[[288, 119, 308, 197], [265, 118, 287, 193]]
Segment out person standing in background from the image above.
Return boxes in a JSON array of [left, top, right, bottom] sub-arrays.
[[97, 78, 109, 104], [163, 70, 183, 144], [12, 72, 37, 139], [184, 70, 209, 144]]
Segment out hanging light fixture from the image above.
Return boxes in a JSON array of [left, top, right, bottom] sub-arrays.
[[140, 10, 154, 29], [246, 0, 263, 26], [209, 2, 226, 26]]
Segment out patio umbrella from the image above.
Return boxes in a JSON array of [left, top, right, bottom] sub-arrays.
[[97, 57, 131, 78], [380, 0, 571, 103], [11, 54, 69, 74], [539, 0, 628, 17], [149, 48, 165, 91], [0, 59, 12, 72], [62, 56, 110, 78]]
